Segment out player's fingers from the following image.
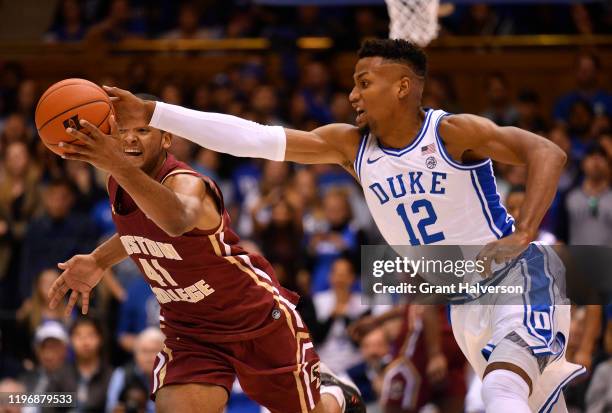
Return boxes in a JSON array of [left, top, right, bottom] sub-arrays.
[[81, 292, 90, 315], [57, 261, 67, 270], [66, 290, 78, 317], [49, 283, 69, 309], [61, 152, 91, 162], [58, 141, 92, 155], [65, 126, 94, 145], [47, 277, 64, 302], [79, 119, 106, 139]]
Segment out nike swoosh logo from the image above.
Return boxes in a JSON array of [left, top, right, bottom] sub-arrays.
[[366, 155, 383, 164]]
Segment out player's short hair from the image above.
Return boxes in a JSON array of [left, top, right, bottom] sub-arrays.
[[358, 39, 427, 78]]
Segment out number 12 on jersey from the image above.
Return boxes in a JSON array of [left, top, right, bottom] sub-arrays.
[[396, 199, 445, 245]]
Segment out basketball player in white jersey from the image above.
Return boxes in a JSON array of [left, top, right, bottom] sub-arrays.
[[103, 39, 584, 412]]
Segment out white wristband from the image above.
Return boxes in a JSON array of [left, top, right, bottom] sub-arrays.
[[149, 101, 287, 161]]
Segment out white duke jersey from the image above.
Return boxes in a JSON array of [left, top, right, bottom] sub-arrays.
[[354, 108, 515, 246]]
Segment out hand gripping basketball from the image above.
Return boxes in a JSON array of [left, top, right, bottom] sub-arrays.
[[59, 115, 126, 173]]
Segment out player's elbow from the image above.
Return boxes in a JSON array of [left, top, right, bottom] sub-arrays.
[[546, 141, 567, 167]]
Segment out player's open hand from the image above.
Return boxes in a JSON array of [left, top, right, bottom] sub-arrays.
[[59, 115, 125, 173], [103, 85, 154, 126], [476, 230, 533, 277], [48, 254, 106, 316]]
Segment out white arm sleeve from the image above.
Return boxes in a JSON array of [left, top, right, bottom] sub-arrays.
[[149, 101, 287, 161]]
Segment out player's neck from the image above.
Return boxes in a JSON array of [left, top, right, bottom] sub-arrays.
[[376, 107, 426, 149], [147, 152, 168, 179]]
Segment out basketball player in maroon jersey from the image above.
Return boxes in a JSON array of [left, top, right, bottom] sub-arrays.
[[47, 98, 365, 413]]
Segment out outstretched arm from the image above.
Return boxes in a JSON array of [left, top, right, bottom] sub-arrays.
[[439, 114, 567, 270], [104, 86, 361, 169], [48, 233, 127, 315]]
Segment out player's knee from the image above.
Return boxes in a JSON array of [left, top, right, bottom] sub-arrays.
[[481, 369, 529, 407]]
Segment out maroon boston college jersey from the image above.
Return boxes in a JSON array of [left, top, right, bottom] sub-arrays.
[[108, 154, 301, 342]]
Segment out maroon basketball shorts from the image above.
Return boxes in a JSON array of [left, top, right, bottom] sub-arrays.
[[151, 307, 321, 413]]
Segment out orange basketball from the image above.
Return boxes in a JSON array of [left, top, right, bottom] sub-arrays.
[[35, 78, 113, 156]]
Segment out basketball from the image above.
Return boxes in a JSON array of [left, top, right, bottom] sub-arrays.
[[35, 78, 113, 155]]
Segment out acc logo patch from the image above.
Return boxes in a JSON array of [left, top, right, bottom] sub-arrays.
[[271, 308, 282, 320], [425, 156, 437, 169]]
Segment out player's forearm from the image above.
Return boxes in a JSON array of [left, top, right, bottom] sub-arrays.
[[92, 234, 128, 269], [111, 165, 199, 237], [517, 136, 566, 239], [148, 101, 286, 160]]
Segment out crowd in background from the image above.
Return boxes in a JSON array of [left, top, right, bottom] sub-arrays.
[[0, 1, 611, 413], [40, 0, 612, 46]]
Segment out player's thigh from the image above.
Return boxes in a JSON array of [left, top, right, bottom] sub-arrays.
[[155, 383, 228, 413]]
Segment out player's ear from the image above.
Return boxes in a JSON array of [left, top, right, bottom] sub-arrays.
[[162, 131, 172, 150], [398, 76, 411, 99]]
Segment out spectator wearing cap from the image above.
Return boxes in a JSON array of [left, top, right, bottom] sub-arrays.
[[106, 328, 164, 413], [47, 316, 112, 412], [20, 321, 68, 395], [564, 146, 612, 245]]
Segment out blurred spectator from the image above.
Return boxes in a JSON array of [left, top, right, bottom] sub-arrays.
[[299, 61, 334, 124], [20, 321, 69, 393], [19, 179, 97, 300], [253, 196, 303, 291], [64, 160, 106, 215], [293, 168, 326, 237], [86, 0, 146, 43], [457, 5, 514, 36], [549, 125, 580, 193], [191, 84, 212, 112], [44, 0, 87, 43], [251, 85, 283, 125], [0, 141, 41, 297], [163, 2, 221, 39], [124, 60, 152, 94], [0, 378, 26, 413], [515, 90, 547, 133], [106, 327, 163, 413], [480, 73, 519, 126], [0, 114, 32, 150], [308, 188, 365, 292], [15, 80, 37, 131], [312, 257, 368, 373], [239, 160, 289, 237], [567, 99, 598, 161], [330, 92, 354, 124], [116, 276, 159, 354], [423, 75, 461, 113], [553, 53, 612, 123], [47, 316, 112, 412], [0, 62, 24, 117], [347, 327, 393, 405], [159, 82, 184, 106], [16, 269, 67, 349], [506, 185, 558, 244], [586, 358, 612, 413], [564, 146, 611, 245]]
